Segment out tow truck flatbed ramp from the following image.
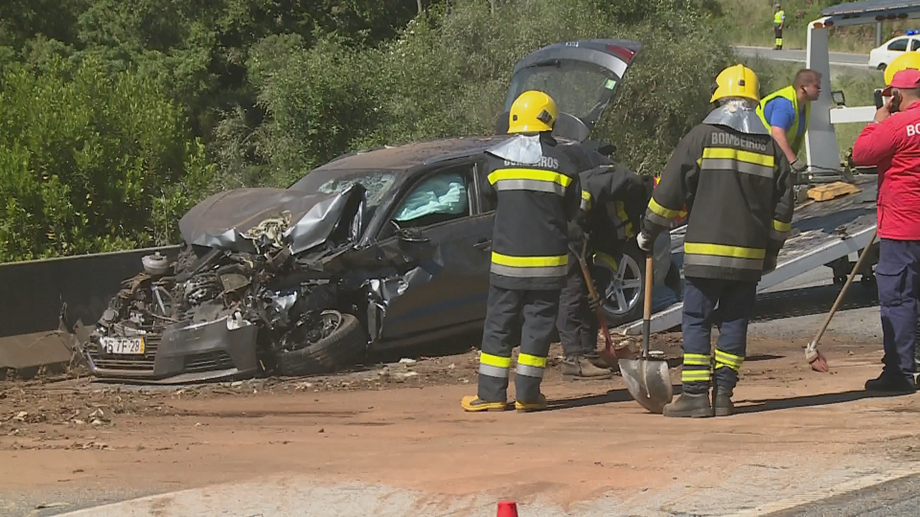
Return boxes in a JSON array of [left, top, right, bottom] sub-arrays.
[[617, 177, 878, 336]]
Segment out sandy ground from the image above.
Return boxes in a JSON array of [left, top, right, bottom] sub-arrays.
[[1, 326, 919, 516]]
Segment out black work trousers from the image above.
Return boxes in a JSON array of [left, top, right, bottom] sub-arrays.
[[556, 257, 598, 358], [680, 277, 757, 395], [477, 285, 560, 404]]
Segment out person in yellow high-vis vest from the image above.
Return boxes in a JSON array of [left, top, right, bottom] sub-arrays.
[[773, 4, 785, 50], [756, 68, 822, 176]]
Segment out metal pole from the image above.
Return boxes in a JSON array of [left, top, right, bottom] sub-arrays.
[[876, 22, 883, 47]]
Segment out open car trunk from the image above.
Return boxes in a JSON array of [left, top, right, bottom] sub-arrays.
[[495, 39, 643, 143]]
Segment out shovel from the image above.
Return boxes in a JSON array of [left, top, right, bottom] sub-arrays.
[[571, 240, 620, 369], [619, 252, 674, 414]]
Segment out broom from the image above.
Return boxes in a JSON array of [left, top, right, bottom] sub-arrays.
[[805, 229, 878, 373]]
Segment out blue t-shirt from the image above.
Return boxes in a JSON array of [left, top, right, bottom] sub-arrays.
[[763, 97, 806, 139]]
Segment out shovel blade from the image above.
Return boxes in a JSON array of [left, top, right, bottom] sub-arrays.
[[618, 357, 673, 414]]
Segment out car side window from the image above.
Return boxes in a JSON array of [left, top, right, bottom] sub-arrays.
[[392, 166, 472, 229], [911, 39, 920, 51], [889, 38, 909, 52]]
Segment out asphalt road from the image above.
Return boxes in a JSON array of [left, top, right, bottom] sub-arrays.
[[733, 45, 872, 69], [764, 473, 920, 517]]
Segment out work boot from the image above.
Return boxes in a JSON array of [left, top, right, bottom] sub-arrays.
[[515, 393, 548, 412], [865, 373, 917, 394], [562, 355, 613, 380], [461, 395, 508, 412], [713, 388, 734, 417], [585, 351, 617, 371], [662, 392, 714, 418]]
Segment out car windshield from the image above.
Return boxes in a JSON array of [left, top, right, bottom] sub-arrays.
[[506, 60, 617, 124], [289, 169, 399, 208]]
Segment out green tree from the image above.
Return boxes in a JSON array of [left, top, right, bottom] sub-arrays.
[[230, 0, 734, 182], [0, 55, 216, 261]]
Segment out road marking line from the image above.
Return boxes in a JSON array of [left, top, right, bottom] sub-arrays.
[[729, 466, 918, 516]]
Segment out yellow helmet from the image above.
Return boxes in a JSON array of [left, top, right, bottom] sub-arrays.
[[884, 52, 920, 85], [710, 64, 760, 103], [508, 90, 558, 134]]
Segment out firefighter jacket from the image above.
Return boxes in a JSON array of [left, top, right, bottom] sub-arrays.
[[642, 123, 794, 282], [483, 134, 582, 290], [575, 163, 647, 258]]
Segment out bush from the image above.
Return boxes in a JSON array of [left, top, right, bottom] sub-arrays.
[[230, 0, 735, 183], [0, 55, 216, 261]]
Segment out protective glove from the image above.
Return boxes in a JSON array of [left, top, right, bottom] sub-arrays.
[[568, 220, 587, 245], [790, 159, 808, 174], [637, 231, 654, 252], [587, 292, 601, 312], [762, 253, 778, 275]]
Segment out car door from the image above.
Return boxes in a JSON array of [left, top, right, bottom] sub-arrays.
[[373, 160, 494, 341]]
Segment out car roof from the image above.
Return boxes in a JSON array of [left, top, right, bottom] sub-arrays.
[[312, 135, 512, 173]]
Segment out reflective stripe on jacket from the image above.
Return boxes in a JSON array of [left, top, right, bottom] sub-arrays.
[[757, 85, 810, 156], [643, 123, 794, 282], [483, 136, 581, 290], [774, 10, 784, 25], [653, 175, 687, 224], [577, 163, 646, 254]]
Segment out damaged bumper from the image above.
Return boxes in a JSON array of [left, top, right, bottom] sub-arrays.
[[78, 184, 371, 383], [85, 316, 260, 384]]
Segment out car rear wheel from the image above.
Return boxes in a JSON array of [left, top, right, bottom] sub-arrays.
[[878, 63, 887, 71], [590, 245, 646, 328], [273, 310, 367, 377]]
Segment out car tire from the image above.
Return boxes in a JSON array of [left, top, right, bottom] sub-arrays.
[[878, 63, 887, 71], [590, 244, 647, 328], [273, 310, 367, 377]]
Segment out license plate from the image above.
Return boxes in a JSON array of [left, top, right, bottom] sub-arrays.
[[100, 336, 146, 355]]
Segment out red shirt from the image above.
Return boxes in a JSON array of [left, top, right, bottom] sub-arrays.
[[852, 101, 920, 240]]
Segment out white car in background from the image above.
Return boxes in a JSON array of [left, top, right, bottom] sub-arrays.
[[868, 30, 920, 70]]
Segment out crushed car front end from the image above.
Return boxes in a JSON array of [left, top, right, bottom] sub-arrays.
[[83, 258, 262, 383], [81, 185, 370, 384]]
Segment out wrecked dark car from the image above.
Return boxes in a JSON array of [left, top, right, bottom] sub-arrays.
[[79, 39, 678, 383]]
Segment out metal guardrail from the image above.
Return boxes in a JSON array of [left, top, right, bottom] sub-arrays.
[[0, 245, 180, 371]]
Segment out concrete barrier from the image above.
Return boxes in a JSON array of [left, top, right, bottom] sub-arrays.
[[0, 245, 180, 372]]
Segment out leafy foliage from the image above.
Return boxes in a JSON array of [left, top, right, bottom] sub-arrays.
[[1, 0, 734, 261], [0, 55, 215, 261], [234, 0, 733, 181]]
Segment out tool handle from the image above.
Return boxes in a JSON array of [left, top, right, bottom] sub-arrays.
[[572, 240, 615, 353], [809, 229, 877, 349], [642, 253, 654, 357]]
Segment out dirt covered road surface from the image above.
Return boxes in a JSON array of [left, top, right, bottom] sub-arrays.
[[2, 327, 919, 516]]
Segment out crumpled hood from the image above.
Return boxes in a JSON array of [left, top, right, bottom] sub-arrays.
[[178, 185, 365, 255]]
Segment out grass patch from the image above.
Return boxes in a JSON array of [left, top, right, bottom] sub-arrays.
[[715, 0, 916, 53], [735, 54, 881, 162]]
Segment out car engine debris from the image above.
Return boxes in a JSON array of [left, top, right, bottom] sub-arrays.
[[82, 185, 373, 383]]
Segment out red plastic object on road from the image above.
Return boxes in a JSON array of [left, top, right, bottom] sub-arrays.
[[496, 501, 519, 517]]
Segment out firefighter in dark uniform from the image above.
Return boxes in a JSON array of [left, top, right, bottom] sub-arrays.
[[461, 90, 582, 412], [637, 64, 795, 417], [557, 162, 648, 379]]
